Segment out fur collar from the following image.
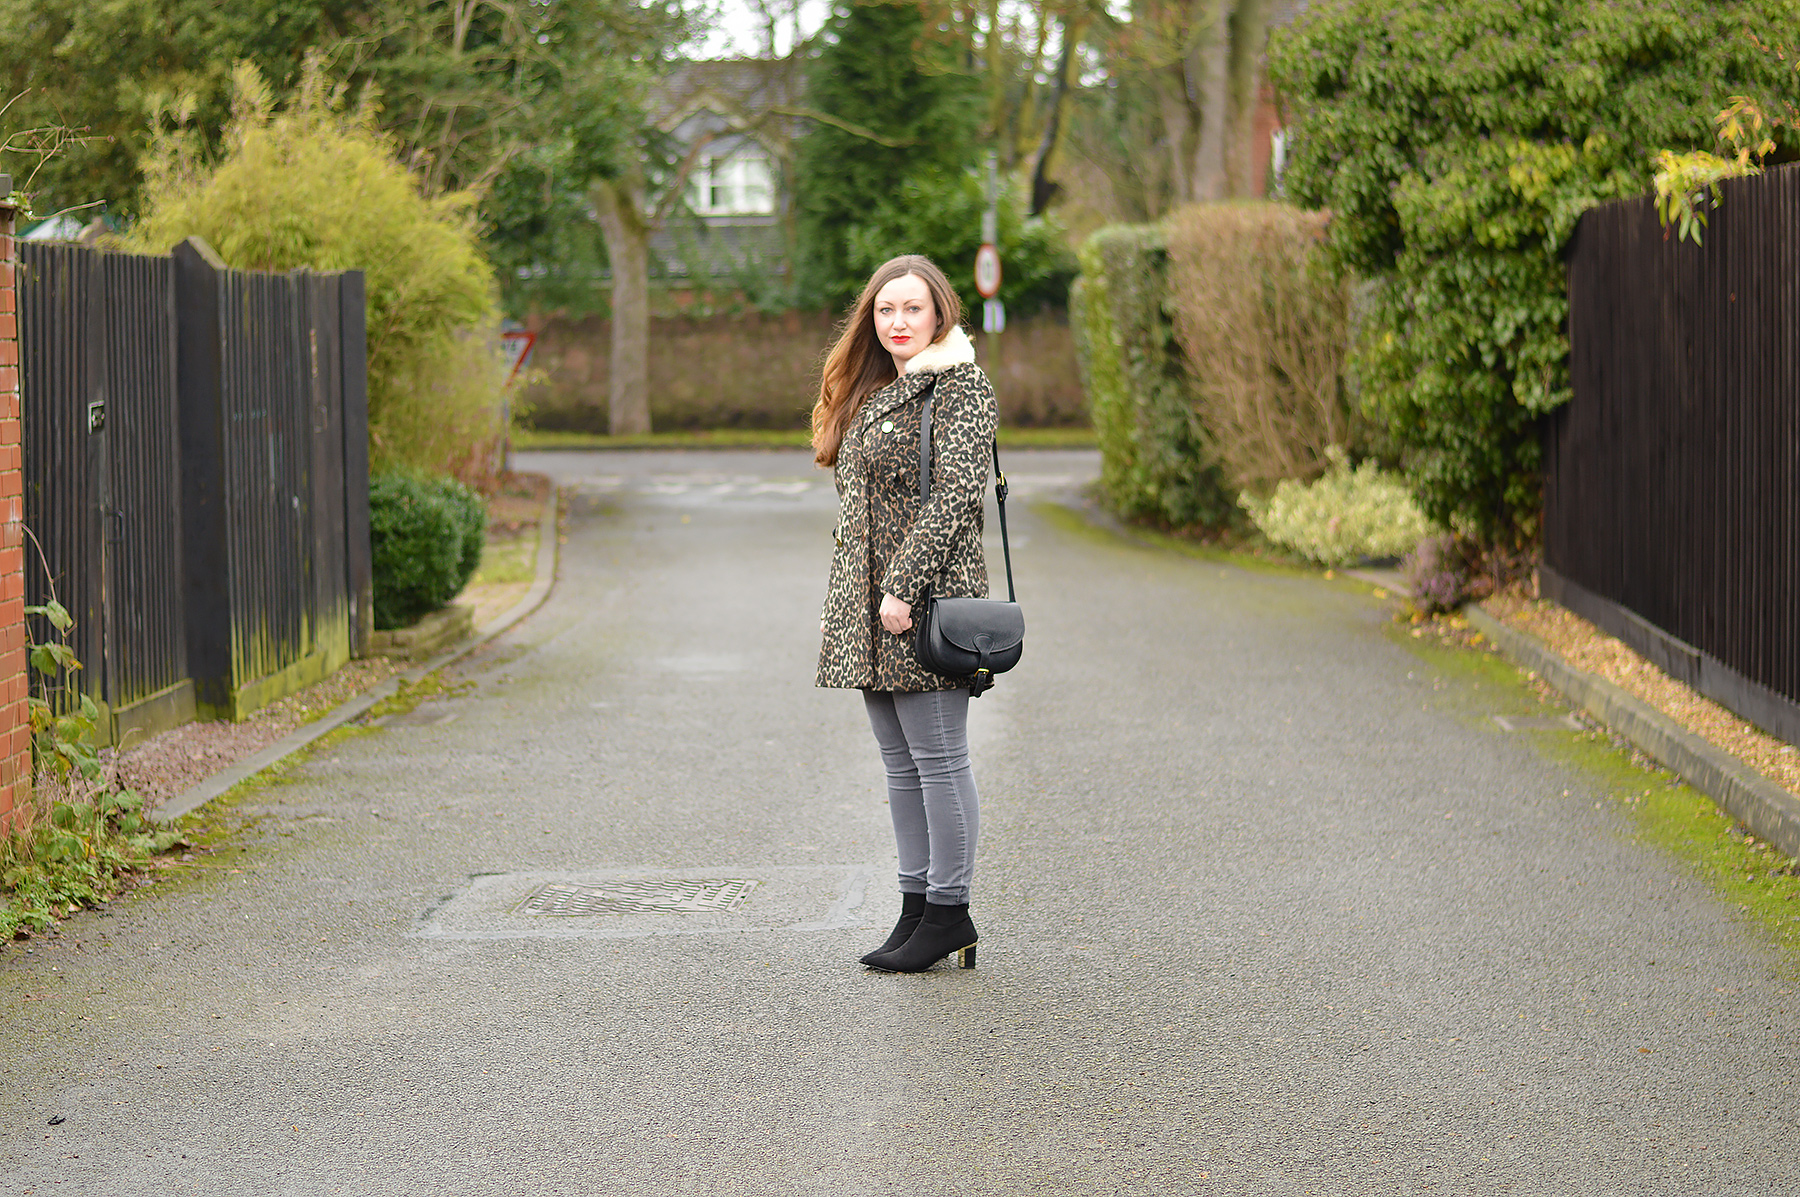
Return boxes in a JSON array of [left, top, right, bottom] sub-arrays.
[[903, 326, 976, 375]]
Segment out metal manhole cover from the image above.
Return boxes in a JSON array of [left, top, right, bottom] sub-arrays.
[[516, 878, 759, 916]]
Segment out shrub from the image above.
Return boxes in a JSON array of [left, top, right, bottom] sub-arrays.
[[123, 60, 505, 484], [1269, 0, 1800, 545], [1404, 534, 1472, 614], [1241, 446, 1433, 567], [369, 473, 488, 630], [1072, 225, 1236, 530], [1164, 203, 1359, 497]]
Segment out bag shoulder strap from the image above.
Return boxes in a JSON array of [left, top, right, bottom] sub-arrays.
[[917, 379, 1016, 604]]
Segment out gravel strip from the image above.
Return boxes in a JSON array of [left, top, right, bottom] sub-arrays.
[[1485, 591, 1800, 795], [111, 657, 404, 815], [110, 472, 551, 817]]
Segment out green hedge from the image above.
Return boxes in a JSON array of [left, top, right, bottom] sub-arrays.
[[370, 473, 488, 631], [1071, 226, 1236, 530]]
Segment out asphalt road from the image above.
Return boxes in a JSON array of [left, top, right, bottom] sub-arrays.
[[1, 448, 1796, 1196]]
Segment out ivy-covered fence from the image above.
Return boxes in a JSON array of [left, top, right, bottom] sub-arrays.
[[1267, 0, 1800, 547]]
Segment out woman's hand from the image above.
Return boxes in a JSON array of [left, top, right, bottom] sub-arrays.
[[879, 593, 913, 635]]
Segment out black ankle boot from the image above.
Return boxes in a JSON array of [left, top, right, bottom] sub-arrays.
[[860, 892, 927, 965], [864, 901, 977, 973]]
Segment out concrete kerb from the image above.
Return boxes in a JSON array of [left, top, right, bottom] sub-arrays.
[[155, 485, 562, 823], [1465, 602, 1800, 863]]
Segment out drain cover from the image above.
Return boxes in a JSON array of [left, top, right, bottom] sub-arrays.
[[516, 878, 759, 916]]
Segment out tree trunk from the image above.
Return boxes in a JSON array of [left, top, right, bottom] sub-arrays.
[[1225, 0, 1270, 197], [593, 175, 653, 436], [1156, 81, 1195, 208], [1029, 18, 1077, 216], [1189, 0, 1234, 202]]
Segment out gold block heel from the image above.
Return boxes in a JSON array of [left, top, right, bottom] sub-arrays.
[[956, 945, 977, 970]]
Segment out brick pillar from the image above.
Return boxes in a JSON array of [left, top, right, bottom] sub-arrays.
[[0, 177, 32, 834]]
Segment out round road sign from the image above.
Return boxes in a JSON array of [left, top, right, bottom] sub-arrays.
[[974, 243, 1002, 299]]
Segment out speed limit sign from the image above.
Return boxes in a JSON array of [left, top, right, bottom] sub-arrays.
[[974, 243, 1002, 299]]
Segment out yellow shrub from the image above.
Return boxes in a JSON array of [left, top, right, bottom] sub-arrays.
[[123, 61, 503, 482]]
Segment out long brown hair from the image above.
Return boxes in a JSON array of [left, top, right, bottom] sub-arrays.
[[811, 254, 964, 467]]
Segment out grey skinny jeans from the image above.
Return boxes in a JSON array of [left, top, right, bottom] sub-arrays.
[[862, 688, 980, 905]]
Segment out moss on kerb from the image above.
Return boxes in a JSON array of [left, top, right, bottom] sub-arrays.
[[1041, 498, 1800, 964], [164, 667, 462, 856], [1393, 622, 1800, 967]]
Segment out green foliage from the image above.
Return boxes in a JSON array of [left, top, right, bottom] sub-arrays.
[[486, 144, 614, 319], [793, 0, 982, 309], [0, 0, 375, 220], [1269, 0, 1800, 545], [0, 0, 648, 250], [3, 598, 183, 940], [1071, 225, 1236, 530], [369, 472, 488, 629], [1240, 446, 1434, 567], [1069, 275, 1133, 500], [843, 169, 1078, 317], [0, 787, 184, 941], [1652, 97, 1783, 244], [23, 600, 100, 784], [123, 63, 505, 481]]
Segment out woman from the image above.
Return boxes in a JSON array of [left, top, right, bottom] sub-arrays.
[[814, 254, 998, 974]]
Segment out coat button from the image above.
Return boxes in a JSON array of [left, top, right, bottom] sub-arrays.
[[881, 420, 894, 432]]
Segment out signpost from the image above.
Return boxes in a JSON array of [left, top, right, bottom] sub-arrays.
[[499, 327, 537, 473], [977, 153, 1005, 336], [500, 329, 537, 386]]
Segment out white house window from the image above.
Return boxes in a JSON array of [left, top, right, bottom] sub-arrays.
[[688, 153, 775, 216]]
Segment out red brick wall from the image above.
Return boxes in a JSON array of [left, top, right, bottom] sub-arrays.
[[0, 196, 31, 833]]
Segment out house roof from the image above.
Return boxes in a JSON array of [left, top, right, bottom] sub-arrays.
[[650, 58, 800, 133]]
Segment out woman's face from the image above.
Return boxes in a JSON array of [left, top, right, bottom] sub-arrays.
[[872, 273, 937, 369]]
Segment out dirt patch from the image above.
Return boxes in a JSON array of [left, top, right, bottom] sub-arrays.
[[460, 471, 550, 629], [1483, 591, 1800, 797], [483, 470, 551, 535]]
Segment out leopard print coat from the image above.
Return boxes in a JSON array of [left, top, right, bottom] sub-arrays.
[[816, 326, 999, 692]]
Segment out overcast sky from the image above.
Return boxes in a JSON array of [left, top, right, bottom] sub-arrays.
[[691, 0, 832, 58]]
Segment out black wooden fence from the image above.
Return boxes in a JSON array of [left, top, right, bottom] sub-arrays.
[[18, 236, 372, 742], [1547, 162, 1800, 745]]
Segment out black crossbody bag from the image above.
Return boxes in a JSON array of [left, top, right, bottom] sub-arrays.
[[912, 382, 1024, 698]]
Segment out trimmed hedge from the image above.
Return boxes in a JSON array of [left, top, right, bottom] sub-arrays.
[[1164, 204, 1358, 497], [370, 473, 488, 631], [1072, 226, 1236, 530]]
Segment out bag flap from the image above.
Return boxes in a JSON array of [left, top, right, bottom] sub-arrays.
[[932, 598, 1024, 653]]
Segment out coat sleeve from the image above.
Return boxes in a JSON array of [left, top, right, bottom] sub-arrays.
[[880, 364, 998, 605]]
